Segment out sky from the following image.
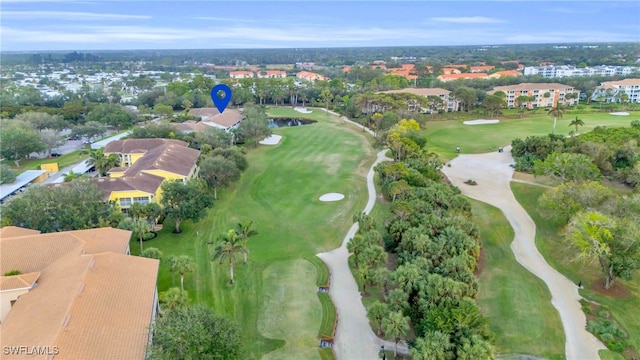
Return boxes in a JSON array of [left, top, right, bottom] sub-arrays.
[[1, 1, 639, 51]]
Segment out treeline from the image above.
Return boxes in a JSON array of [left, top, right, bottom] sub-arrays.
[[512, 121, 640, 188], [3, 42, 638, 67], [361, 120, 494, 358]]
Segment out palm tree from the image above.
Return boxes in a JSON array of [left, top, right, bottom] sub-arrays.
[[346, 234, 367, 268], [87, 149, 121, 177], [132, 219, 150, 254], [160, 287, 189, 312], [166, 255, 178, 287], [569, 116, 585, 135], [410, 332, 453, 360], [382, 311, 410, 357], [211, 230, 244, 284], [235, 221, 257, 264], [174, 255, 194, 293], [547, 104, 565, 134]]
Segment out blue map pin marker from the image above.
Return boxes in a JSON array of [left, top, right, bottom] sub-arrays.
[[211, 84, 232, 113]]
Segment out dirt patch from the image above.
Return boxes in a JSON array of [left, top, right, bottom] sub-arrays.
[[474, 247, 486, 277], [590, 280, 630, 298]]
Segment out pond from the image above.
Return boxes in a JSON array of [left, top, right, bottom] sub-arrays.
[[268, 117, 317, 128]]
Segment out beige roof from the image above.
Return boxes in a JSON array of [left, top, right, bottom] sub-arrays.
[[491, 82, 576, 92], [379, 87, 450, 96], [0, 272, 40, 291], [0, 226, 41, 238], [0, 228, 158, 360], [599, 78, 640, 87], [96, 172, 165, 197], [189, 108, 244, 129], [0, 227, 131, 274], [104, 138, 188, 154], [124, 143, 200, 178]]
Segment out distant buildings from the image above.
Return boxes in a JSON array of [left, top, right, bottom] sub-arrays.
[[296, 71, 329, 82], [0, 226, 159, 359], [229, 70, 254, 79], [488, 83, 580, 109], [523, 65, 639, 78], [591, 78, 640, 103]]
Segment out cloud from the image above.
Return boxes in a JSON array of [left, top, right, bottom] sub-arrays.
[[430, 16, 504, 24], [2, 11, 151, 20]]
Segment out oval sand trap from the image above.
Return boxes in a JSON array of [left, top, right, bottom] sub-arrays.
[[294, 107, 312, 114], [609, 112, 629, 116], [259, 135, 282, 145], [319, 193, 345, 202], [464, 119, 500, 125]]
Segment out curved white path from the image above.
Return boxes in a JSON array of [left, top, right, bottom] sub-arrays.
[[441, 146, 605, 360], [317, 148, 409, 360]]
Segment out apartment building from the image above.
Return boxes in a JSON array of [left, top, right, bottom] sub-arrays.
[[488, 83, 580, 109], [591, 78, 640, 103]]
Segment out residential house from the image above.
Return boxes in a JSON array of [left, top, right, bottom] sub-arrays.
[[378, 88, 460, 113], [257, 70, 287, 79], [0, 226, 159, 360], [438, 73, 489, 82], [188, 108, 244, 132], [489, 70, 523, 79], [488, 82, 580, 109], [470, 65, 495, 73], [230, 71, 254, 79], [440, 67, 462, 75], [99, 139, 200, 211], [296, 71, 329, 82], [591, 78, 640, 103]]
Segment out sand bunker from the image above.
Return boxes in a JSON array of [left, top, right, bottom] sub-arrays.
[[259, 135, 282, 145], [609, 112, 630, 116], [319, 193, 345, 202], [294, 107, 312, 114], [464, 119, 500, 125]]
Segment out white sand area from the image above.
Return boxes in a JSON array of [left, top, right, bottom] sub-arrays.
[[609, 112, 630, 116], [294, 107, 313, 114], [259, 135, 282, 145], [463, 119, 500, 125], [319, 193, 345, 202]]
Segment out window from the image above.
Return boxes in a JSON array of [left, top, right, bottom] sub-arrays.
[[119, 198, 132, 207], [133, 196, 149, 204]]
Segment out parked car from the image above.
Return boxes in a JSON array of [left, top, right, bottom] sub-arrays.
[[67, 135, 79, 140], [51, 152, 62, 157]]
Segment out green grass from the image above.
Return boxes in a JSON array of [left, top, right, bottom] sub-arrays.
[[423, 111, 639, 159], [318, 292, 337, 339], [9, 149, 87, 175], [470, 199, 565, 359], [132, 107, 374, 359], [307, 255, 330, 287], [511, 182, 640, 358]]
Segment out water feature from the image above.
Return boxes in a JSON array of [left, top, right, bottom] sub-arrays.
[[267, 117, 317, 128]]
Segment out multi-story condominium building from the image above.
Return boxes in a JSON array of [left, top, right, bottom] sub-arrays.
[[296, 71, 329, 82], [379, 87, 460, 113], [0, 226, 159, 359], [488, 83, 580, 109], [524, 65, 640, 78], [591, 78, 640, 103], [229, 70, 254, 79], [97, 139, 200, 212], [257, 70, 287, 79]]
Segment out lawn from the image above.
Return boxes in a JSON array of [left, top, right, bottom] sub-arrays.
[[470, 199, 565, 360], [131, 107, 376, 359], [9, 149, 87, 175], [511, 182, 640, 358], [423, 111, 639, 159]]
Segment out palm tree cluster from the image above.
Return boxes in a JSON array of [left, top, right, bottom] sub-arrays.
[[211, 221, 257, 284], [87, 149, 120, 177], [369, 131, 494, 359]]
